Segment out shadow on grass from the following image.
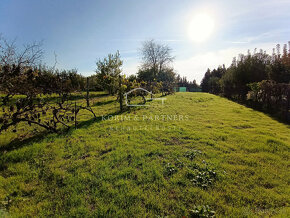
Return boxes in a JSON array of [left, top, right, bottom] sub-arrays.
[[74, 110, 123, 130], [0, 108, 130, 155], [0, 109, 131, 172], [0, 131, 51, 154], [0, 100, 146, 170], [228, 97, 290, 125], [0, 97, 117, 155], [2, 93, 110, 106], [71, 106, 143, 130], [92, 100, 115, 107], [45, 93, 110, 103]]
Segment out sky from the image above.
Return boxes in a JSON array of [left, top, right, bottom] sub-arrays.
[[1, 0, 290, 83]]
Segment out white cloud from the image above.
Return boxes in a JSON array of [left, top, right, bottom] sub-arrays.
[[174, 48, 239, 84], [122, 60, 139, 76], [229, 30, 289, 45], [174, 42, 279, 84]]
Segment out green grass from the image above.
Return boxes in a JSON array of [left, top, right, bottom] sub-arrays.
[[0, 92, 289, 217]]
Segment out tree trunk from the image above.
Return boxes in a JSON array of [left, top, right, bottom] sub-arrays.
[[118, 75, 123, 112], [86, 77, 90, 107]]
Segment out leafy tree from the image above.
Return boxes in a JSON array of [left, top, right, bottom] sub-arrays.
[[268, 44, 290, 83], [95, 51, 123, 95], [208, 76, 221, 94], [200, 69, 211, 92], [200, 42, 290, 121], [201, 67, 225, 93], [127, 74, 138, 82], [247, 80, 290, 121], [137, 68, 155, 82]]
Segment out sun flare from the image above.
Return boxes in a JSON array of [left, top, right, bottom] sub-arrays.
[[188, 13, 215, 43]]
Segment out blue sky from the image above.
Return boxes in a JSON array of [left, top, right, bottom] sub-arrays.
[[1, 0, 289, 83]]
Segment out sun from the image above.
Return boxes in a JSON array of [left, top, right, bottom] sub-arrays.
[[188, 13, 215, 43]]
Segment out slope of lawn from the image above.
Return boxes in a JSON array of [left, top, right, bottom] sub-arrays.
[[0, 92, 289, 217]]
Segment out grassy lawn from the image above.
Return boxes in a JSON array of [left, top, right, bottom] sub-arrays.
[[0, 92, 289, 217]]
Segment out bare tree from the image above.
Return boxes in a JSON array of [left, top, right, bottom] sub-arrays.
[[0, 36, 43, 67], [140, 39, 174, 78], [0, 36, 44, 96]]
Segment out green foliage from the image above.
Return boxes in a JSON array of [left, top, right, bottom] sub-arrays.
[[200, 43, 290, 121], [219, 51, 270, 98], [137, 68, 155, 82], [201, 66, 225, 94], [201, 43, 290, 98], [95, 51, 123, 95], [187, 164, 217, 189], [164, 163, 177, 177], [184, 150, 202, 160], [247, 80, 290, 120], [158, 68, 177, 95], [188, 205, 215, 218]]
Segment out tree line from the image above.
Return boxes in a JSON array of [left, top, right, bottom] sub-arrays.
[[200, 42, 290, 121], [176, 75, 200, 92]]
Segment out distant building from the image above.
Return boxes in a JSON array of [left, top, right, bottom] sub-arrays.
[[178, 87, 187, 92], [175, 87, 202, 92]]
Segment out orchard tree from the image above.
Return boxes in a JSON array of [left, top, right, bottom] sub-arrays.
[[0, 36, 43, 98], [95, 51, 123, 95], [0, 36, 93, 134]]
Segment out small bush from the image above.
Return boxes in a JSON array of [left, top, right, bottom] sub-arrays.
[[186, 164, 217, 189], [184, 150, 202, 160], [164, 163, 177, 177]]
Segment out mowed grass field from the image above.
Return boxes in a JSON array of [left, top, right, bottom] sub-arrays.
[[0, 92, 289, 217]]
